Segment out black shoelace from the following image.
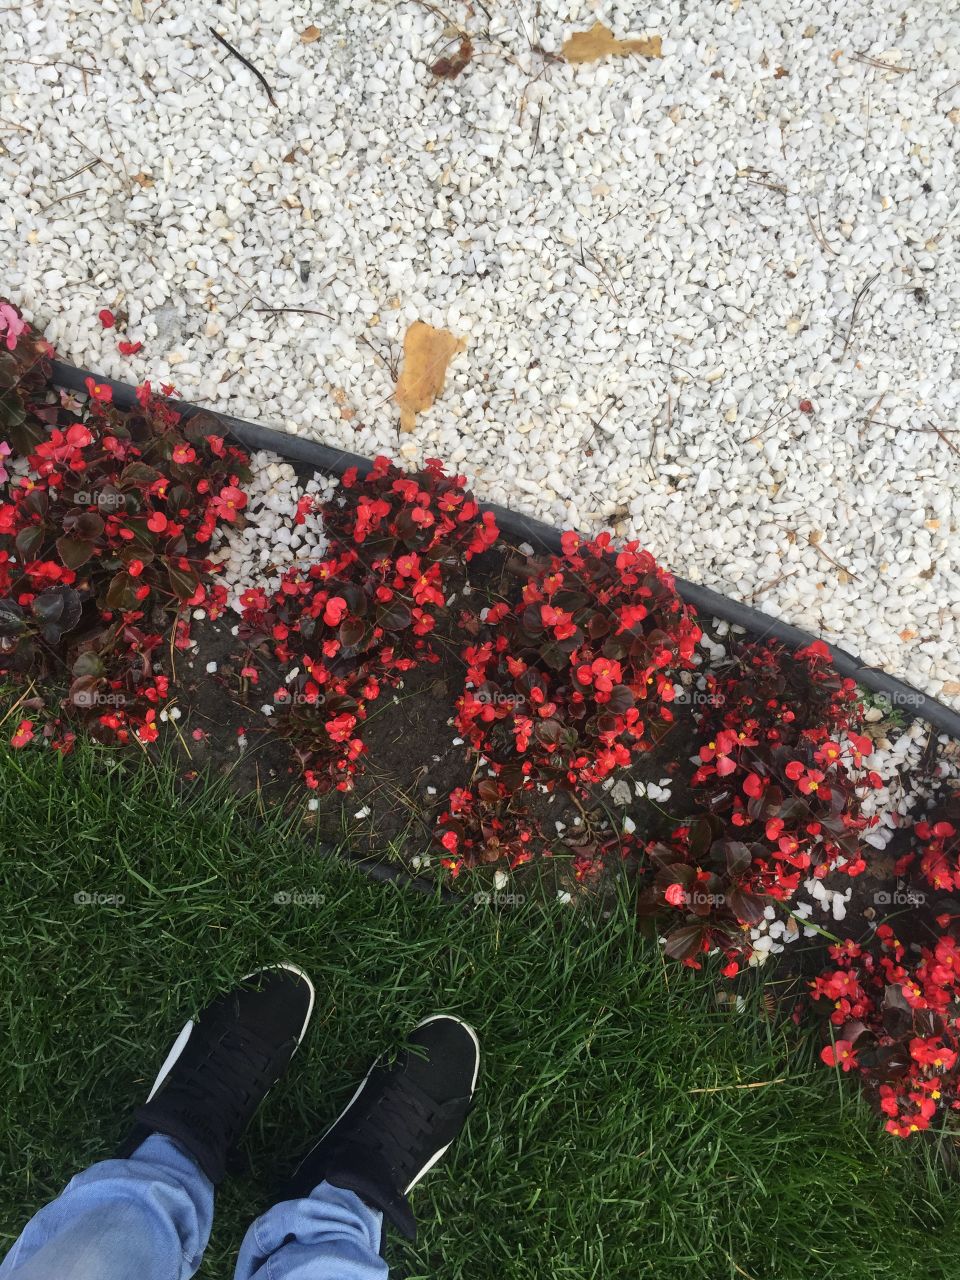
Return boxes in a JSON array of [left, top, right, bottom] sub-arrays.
[[166, 1025, 280, 1142], [353, 1076, 437, 1180]]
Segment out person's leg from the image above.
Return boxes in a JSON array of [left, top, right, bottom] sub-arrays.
[[234, 1015, 480, 1280], [0, 964, 315, 1280], [234, 1181, 386, 1280], [0, 1135, 213, 1280]]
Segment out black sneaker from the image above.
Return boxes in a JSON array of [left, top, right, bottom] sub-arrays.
[[120, 963, 315, 1183], [288, 1015, 480, 1240]]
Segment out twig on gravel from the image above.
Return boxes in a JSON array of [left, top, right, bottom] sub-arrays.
[[209, 28, 278, 109], [360, 333, 401, 382], [759, 409, 797, 442], [577, 239, 620, 304], [753, 394, 796, 443], [581, 396, 618, 455], [68, 129, 117, 180], [859, 392, 886, 440], [514, 1, 560, 152], [934, 80, 960, 105], [926, 423, 960, 458], [103, 118, 132, 191], [811, 539, 862, 584], [833, 273, 879, 364], [6, 56, 95, 96], [749, 569, 798, 602], [737, 168, 788, 196], [806, 198, 839, 255], [254, 306, 336, 321], [530, 99, 544, 156], [517, 64, 549, 135], [4, 58, 98, 75], [899, 423, 959, 439], [850, 52, 914, 75], [40, 189, 87, 212], [62, 157, 102, 184]]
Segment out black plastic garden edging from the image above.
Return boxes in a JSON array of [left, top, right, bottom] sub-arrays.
[[52, 359, 960, 741]]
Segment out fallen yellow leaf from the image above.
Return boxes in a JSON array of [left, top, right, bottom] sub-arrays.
[[395, 322, 465, 433], [301, 24, 321, 43], [562, 22, 662, 65]]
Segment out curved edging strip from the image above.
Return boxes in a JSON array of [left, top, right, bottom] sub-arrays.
[[52, 359, 960, 740]]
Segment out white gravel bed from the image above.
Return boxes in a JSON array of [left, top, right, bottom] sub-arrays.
[[2, 1, 959, 705], [747, 712, 960, 964], [213, 449, 336, 609]]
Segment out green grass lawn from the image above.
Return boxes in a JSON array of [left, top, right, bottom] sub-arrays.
[[1, 743, 958, 1280]]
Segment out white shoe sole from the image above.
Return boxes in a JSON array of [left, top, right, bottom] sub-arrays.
[[147, 962, 316, 1101]]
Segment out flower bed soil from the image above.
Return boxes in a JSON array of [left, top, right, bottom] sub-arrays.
[[151, 524, 698, 899]]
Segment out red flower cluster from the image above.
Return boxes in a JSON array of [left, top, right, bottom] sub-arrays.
[[893, 792, 960, 892], [435, 530, 701, 872], [811, 925, 960, 1137], [435, 781, 540, 875], [456, 531, 700, 785], [692, 641, 880, 877], [239, 455, 498, 793], [0, 354, 249, 745], [642, 641, 882, 968]]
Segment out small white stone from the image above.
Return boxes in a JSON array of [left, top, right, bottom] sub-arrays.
[[610, 779, 633, 807]]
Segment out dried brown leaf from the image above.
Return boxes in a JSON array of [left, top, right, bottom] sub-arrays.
[[562, 22, 662, 65], [301, 24, 321, 43], [431, 36, 474, 79], [394, 321, 465, 433]]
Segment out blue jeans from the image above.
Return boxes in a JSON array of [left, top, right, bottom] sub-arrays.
[[0, 1136, 387, 1280]]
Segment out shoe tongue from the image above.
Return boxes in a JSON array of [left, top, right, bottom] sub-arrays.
[[387, 1061, 439, 1110], [131, 1101, 226, 1184]]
